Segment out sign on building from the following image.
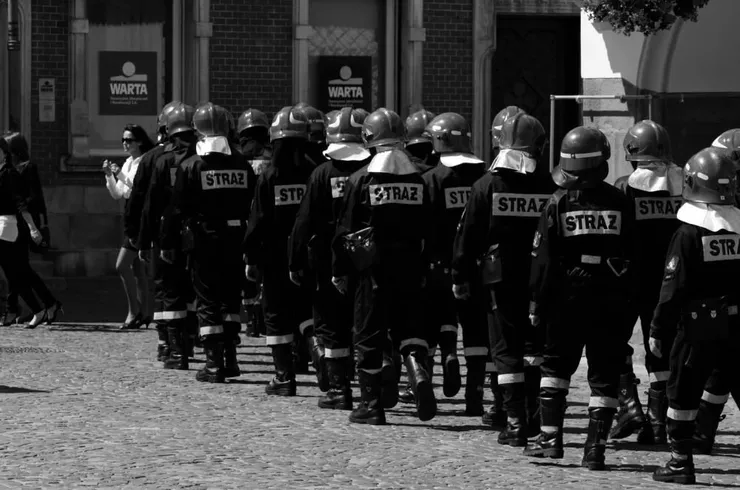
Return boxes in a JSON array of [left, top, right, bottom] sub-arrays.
[[38, 78, 55, 122], [98, 51, 158, 116], [317, 56, 372, 112]]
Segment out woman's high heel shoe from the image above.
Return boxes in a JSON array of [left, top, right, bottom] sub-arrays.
[[26, 310, 49, 329], [1, 311, 18, 326], [46, 301, 64, 325], [120, 312, 143, 330]]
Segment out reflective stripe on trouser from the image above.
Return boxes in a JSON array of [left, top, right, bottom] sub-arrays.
[[589, 396, 619, 409], [498, 372, 525, 385], [649, 371, 670, 383], [702, 391, 729, 405], [266, 333, 294, 346], [541, 377, 570, 390], [200, 324, 224, 337], [325, 347, 351, 359], [299, 319, 313, 336], [153, 310, 188, 321], [667, 408, 698, 421]]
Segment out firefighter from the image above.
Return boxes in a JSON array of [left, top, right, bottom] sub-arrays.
[[524, 126, 635, 471], [138, 102, 198, 370], [689, 129, 740, 456], [421, 112, 485, 411], [404, 109, 438, 172], [609, 120, 683, 445], [296, 102, 328, 167], [237, 108, 272, 338], [243, 105, 316, 396], [129, 100, 182, 359], [289, 106, 372, 410], [332, 107, 436, 425], [490, 106, 527, 161], [161, 102, 253, 383], [650, 147, 740, 484], [452, 112, 554, 442]]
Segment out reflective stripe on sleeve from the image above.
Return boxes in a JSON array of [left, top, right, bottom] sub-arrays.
[[222, 313, 240, 323], [498, 373, 525, 385], [649, 371, 670, 383], [200, 325, 224, 336], [265, 334, 294, 346], [523, 356, 543, 367], [440, 324, 458, 333], [701, 391, 730, 405], [226, 219, 242, 226], [299, 319, 313, 335], [464, 346, 489, 357], [667, 408, 698, 421], [153, 310, 188, 321], [589, 396, 619, 409], [325, 347, 351, 359], [541, 377, 570, 390], [399, 338, 429, 351]]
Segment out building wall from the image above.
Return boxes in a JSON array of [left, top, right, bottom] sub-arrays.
[[210, 0, 294, 120], [421, 0, 473, 122]]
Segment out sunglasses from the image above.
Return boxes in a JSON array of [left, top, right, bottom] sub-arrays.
[[121, 137, 137, 144]]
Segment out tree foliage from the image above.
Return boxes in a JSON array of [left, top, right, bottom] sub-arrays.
[[582, 0, 712, 36]]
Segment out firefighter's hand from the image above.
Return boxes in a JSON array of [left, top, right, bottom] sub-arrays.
[[452, 282, 471, 300], [529, 314, 541, 327], [246, 265, 260, 283], [138, 249, 152, 263], [332, 276, 348, 295], [160, 249, 176, 264], [289, 270, 303, 287], [649, 337, 663, 359]]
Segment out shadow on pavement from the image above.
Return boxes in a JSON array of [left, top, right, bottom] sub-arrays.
[[611, 440, 669, 453], [0, 385, 50, 394]]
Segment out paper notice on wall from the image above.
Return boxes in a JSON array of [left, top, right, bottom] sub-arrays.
[[38, 78, 55, 123]]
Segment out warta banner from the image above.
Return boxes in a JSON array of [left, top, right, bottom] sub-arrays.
[[317, 56, 372, 112], [99, 51, 158, 116]]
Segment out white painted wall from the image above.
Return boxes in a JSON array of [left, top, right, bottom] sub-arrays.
[[667, 0, 740, 92], [580, 11, 644, 84]]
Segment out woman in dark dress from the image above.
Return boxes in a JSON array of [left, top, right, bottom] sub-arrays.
[[1, 132, 62, 328], [0, 137, 48, 327]]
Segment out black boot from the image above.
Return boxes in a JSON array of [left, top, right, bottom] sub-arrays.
[[464, 358, 486, 417], [195, 342, 225, 383], [524, 396, 566, 459], [398, 383, 415, 404], [318, 358, 353, 410], [643, 388, 669, 444], [223, 340, 241, 378], [441, 352, 461, 398], [380, 355, 399, 409], [482, 373, 506, 426], [157, 342, 169, 362], [266, 344, 297, 396], [582, 408, 616, 470], [693, 398, 725, 455], [610, 373, 648, 440], [306, 333, 329, 392], [525, 366, 541, 437], [404, 350, 437, 422], [653, 439, 696, 484], [498, 414, 528, 447], [156, 323, 169, 361], [164, 325, 189, 370], [349, 370, 386, 425]]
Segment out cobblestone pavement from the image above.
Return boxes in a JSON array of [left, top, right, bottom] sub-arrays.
[[1, 323, 739, 489]]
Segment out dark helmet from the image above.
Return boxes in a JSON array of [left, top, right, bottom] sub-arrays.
[[157, 100, 183, 131], [711, 128, 740, 163], [269, 105, 309, 142], [553, 126, 610, 188], [425, 112, 473, 154], [405, 109, 436, 146], [623, 119, 672, 162], [165, 102, 196, 137], [295, 103, 326, 143], [683, 147, 737, 205], [237, 108, 270, 136], [499, 113, 547, 157], [362, 108, 404, 148], [326, 107, 368, 144], [491, 106, 526, 150], [192, 102, 233, 138]]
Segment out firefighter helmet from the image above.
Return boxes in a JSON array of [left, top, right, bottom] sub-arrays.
[[237, 108, 270, 136], [165, 102, 196, 137], [491, 106, 526, 150], [683, 147, 737, 205], [269, 105, 309, 142], [405, 109, 436, 146], [552, 126, 610, 188], [623, 120, 672, 162], [326, 107, 368, 144], [426, 112, 473, 154], [157, 100, 182, 130], [498, 112, 547, 157], [295, 103, 326, 143], [192, 102, 233, 138], [362, 108, 404, 148], [712, 128, 740, 163]]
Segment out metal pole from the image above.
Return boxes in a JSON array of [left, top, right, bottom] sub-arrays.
[[549, 95, 555, 171], [648, 94, 653, 121]]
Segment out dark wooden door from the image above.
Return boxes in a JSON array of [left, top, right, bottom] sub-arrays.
[[491, 16, 580, 162]]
